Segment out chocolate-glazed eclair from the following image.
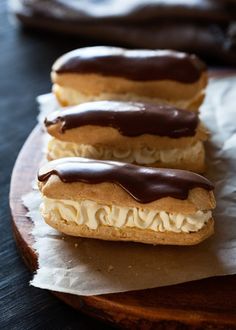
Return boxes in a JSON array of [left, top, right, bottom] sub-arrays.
[[38, 158, 215, 245], [45, 101, 208, 173], [51, 46, 207, 111]]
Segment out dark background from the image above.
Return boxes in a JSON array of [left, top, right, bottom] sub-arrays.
[[0, 1, 112, 329]]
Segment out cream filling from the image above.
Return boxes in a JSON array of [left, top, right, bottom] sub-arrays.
[[48, 138, 203, 165], [54, 85, 195, 109], [42, 197, 211, 233]]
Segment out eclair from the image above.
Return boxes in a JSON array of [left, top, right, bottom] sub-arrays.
[[38, 158, 215, 245], [45, 100, 208, 173], [51, 46, 207, 111]]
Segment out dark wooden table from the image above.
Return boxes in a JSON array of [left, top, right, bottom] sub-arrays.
[[0, 2, 112, 329]]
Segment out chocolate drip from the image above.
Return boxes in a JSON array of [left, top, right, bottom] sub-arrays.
[[45, 101, 198, 138], [38, 158, 213, 203], [53, 46, 206, 83]]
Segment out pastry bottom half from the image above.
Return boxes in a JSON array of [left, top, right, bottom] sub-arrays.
[[44, 213, 214, 246], [53, 84, 204, 111], [48, 139, 205, 173], [41, 197, 214, 245]]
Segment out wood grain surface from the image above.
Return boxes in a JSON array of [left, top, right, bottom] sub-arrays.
[[9, 125, 236, 330]]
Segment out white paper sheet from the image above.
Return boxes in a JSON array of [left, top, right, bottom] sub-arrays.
[[23, 76, 236, 296]]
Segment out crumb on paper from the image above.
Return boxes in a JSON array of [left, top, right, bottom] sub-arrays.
[[128, 265, 132, 269], [108, 265, 114, 272], [74, 243, 78, 248], [61, 236, 65, 240]]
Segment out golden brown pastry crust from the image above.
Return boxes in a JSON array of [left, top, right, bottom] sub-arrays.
[[43, 212, 214, 245], [51, 72, 207, 111], [46, 122, 208, 149], [39, 175, 216, 214]]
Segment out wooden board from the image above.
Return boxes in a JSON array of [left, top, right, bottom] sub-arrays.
[[9, 125, 236, 330]]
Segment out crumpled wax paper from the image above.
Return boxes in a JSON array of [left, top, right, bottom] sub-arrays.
[[22, 76, 236, 296]]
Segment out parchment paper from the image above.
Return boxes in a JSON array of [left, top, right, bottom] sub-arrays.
[[23, 76, 236, 296]]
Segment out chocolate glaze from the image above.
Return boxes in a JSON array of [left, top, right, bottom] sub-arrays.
[[45, 101, 199, 138], [38, 158, 214, 203], [53, 46, 206, 83]]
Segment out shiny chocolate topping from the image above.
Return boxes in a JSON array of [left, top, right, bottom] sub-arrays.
[[45, 101, 199, 138], [53, 46, 206, 83], [38, 158, 214, 203]]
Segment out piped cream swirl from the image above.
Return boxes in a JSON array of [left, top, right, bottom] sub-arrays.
[[48, 138, 203, 165], [42, 197, 211, 233]]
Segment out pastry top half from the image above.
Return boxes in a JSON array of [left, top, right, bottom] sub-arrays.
[[52, 46, 206, 84], [51, 46, 207, 110], [38, 157, 215, 213], [45, 100, 208, 148]]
